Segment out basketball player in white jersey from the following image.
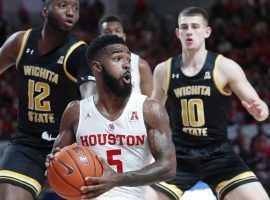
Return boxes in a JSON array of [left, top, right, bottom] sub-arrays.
[[98, 14, 153, 96], [97, 14, 164, 199], [46, 35, 176, 200]]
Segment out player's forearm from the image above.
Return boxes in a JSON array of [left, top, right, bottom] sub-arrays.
[[52, 135, 67, 150], [116, 157, 176, 187], [52, 131, 76, 150]]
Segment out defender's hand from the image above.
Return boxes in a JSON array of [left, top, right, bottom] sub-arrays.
[[242, 99, 267, 121], [44, 147, 61, 176]]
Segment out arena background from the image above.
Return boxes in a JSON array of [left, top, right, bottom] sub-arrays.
[[0, 0, 269, 198]]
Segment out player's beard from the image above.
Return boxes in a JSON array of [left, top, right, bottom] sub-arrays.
[[103, 67, 131, 98], [47, 14, 72, 34]]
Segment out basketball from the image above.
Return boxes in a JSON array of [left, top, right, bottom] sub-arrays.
[[47, 143, 103, 200]]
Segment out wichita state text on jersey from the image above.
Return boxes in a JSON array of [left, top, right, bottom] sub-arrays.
[[166, 51, 231, 148], [15, 27, 87, 142]]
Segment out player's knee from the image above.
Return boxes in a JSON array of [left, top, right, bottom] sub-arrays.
[[222, 182, 269, 200]]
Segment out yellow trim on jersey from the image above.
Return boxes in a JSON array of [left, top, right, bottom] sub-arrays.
[[215, 171, 257, 199], [0, 170, 42, 196], [213, 55, 232, 96], [165, 58, 172, 94], [63, 41, 86, 83], [15, 29, 32, 68], [155, 181, 183, 200]]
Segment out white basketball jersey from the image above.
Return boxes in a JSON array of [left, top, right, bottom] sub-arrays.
[[131, 53, 141, 94], [76, 92, 152, 200]]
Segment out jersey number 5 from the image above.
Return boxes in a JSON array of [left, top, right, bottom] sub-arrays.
[[106, 149, 123, 173], [181, 99, 205, 127], [28, 79, 51, 111]]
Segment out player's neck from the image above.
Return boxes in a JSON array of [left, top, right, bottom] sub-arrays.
[[39, 26, 69, 54], [94, 91, 130, 121], [181, 48, 207, 69], [42, 24, 70, 41]]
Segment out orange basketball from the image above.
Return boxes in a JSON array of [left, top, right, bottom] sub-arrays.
[[47, 143, 103, 200]]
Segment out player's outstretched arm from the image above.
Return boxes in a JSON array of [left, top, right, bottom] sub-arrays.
[[218, 56, 269, 121], [0, 31, 24, 74]]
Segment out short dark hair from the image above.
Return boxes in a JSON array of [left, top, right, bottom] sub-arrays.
[[178, 7, 209, 26], [85, 34, 126, 66], [98, 14, 123, 33]]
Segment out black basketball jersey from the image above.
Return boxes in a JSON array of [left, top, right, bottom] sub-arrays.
[[166, 51, 231, 148], [15, 27, 91, 147]]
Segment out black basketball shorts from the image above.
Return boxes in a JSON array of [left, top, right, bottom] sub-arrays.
[[152, 142, 258, 200], [0, 142, 49, 198]]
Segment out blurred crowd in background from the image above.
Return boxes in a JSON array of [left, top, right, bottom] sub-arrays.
[[0, 0, 270, 195]]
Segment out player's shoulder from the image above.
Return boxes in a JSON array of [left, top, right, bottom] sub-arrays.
[[155, 57, 171, 72], [1, 30, 30, 62], [137, 57, 152, 77], [143, 97, 164, 114], [66, 100, 80, 112], [11, 30, 27, 38], [138, 57, 150, 67], [142, 97, 168, 125], [6, 30, 28, 46], [153, 57, 172, 83], [217, 54, 241, 72], [61, 100, 80, 124]]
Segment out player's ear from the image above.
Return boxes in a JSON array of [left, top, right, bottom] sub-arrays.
[[92, 61, 102, 72], [205, 26, 211, 38], [42, 7, 48, 18], [175, 28, 180, 39], [123, 33, 127, 41]]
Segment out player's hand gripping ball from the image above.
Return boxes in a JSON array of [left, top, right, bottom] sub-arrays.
[[47, 143, 103, 200]]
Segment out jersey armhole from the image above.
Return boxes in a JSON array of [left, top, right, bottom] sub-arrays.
[[213, 54, 232, 96], [164, 58, 172, 94], [63, 41, 86, 83], [15, 29, 32, 68], [74, 100, 83, 138]]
